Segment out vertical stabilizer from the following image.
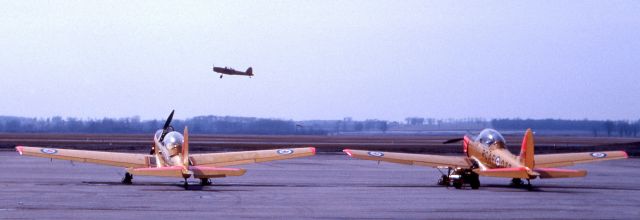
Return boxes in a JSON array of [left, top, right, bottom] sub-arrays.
[[519, 129, 535, 168], [246, 67, 253, 76], [182, 126, 190, 167]]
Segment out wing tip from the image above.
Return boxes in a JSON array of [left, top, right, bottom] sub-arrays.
[[15, 146, 24, 155], [343, 149, 353, 157]]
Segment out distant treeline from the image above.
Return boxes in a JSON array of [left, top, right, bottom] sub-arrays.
[[0, 115, 638, 137], [0, 116, 324, 135], [491, 118, 640, 137]]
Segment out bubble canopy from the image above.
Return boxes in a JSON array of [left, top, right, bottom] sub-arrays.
[[474, 129, 506, 147]]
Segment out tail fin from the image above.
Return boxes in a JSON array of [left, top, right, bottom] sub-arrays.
[[182, 126, 190, 167], [519, 128, 535, 168], [246, 67, 253, 75]]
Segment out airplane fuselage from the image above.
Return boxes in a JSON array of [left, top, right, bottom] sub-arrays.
[[213, 66, 253, 77], [464, 130, 525, 169]]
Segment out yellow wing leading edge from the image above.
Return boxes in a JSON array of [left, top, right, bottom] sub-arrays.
[[343, 149, 471, 168]]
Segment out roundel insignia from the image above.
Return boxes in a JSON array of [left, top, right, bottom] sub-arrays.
[[591, 152, 607, 158], [40, 148, 58, 154], [277, 149, 294, 155], [368, 151, 384, 157]]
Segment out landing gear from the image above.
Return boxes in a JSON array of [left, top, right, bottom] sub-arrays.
[[453, 180, 463, 189], [183, 178, 189, 189], [510, 178, 533, 189], [448, 168, 480, 190], [200, 178, 212, 186], [469, 173, 480, 189], [510, 178, 524, 186], [437, 175, 450, 186], [219, 75, 223, 79], [122, 172, 133, 185]]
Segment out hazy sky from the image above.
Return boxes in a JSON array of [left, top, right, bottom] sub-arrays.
[[1, 1, 639, 121]]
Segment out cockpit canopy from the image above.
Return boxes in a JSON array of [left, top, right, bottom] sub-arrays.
[[162, 131, 184, 150], [475, 129, 506, 148]]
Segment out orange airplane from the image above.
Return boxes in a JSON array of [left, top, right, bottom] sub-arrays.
[[212, 65, 253, 78], [343, 128, 628, 189], [15, 110, 315, 189]]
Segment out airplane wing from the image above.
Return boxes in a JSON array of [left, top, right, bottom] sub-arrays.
[[189, 147, 316, 167], [343, 149, 472, 168], [16, 146, 149, 168], [534, 151, 628, 168]]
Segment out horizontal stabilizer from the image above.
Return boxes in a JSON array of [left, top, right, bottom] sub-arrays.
[[190, 166, 246, 178], [126, 166, 189, 178], [534, 168, 587, 179], [475, 167, 539, 179]]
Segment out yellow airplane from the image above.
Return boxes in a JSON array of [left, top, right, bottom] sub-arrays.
[[15, 110, 315, 189], [343, 128, 628, 189]]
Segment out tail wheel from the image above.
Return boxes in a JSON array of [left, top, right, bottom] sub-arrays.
[[511, 178, 524, 186], [183, 178, 189, 190], [200, 178, 212, 186]]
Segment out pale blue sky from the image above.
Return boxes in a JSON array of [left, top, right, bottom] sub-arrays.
[[1, 1, 639, 121]]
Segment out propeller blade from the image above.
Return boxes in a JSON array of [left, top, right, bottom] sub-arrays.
[[163, 110, 175, 130], [443, 138, 464, 144], [159, 110, 175, 142]]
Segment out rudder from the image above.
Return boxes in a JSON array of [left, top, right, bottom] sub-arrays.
[[182, 126, 190, 167], [519, 128, 535, 168]]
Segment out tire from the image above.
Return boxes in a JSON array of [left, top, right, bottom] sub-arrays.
[[437, 175, 450, 186], [470, 179, 480, 189], [453, 181, 463, 189], [470, 174, 480, 189]]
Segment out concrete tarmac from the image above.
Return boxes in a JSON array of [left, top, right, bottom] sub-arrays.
[[1, 152, 639, 219]]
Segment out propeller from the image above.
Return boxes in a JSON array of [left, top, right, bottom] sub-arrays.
[[442, 130, 475, 144], [158, 110, 175, 142], [442, 137, 464, 144]]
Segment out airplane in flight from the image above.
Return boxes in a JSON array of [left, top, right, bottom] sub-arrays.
[[212, 65, 253, 78], [15, 110, 315, 189], [343, 128, 628, 189]]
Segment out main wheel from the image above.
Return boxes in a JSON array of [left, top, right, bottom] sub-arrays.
[[121, 172, 133, 185], [470, 174, 480, 189], [453, 180, 463, 189], [437, 175, 450, 186]]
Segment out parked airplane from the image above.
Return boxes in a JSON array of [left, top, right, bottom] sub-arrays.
[[212, 65, 253, 78], [16, 110, 315, 189], [343, 128, 628, 189]]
